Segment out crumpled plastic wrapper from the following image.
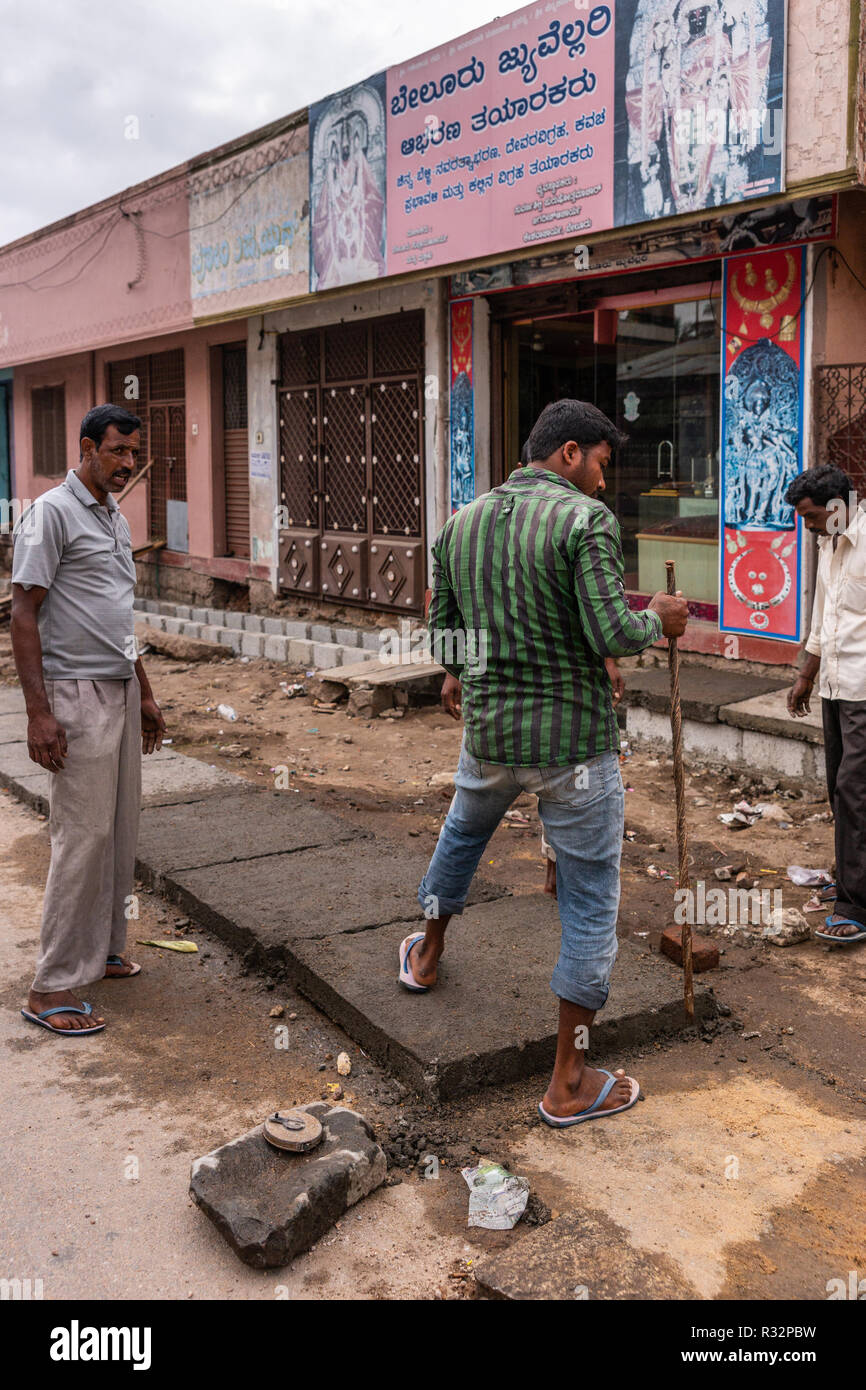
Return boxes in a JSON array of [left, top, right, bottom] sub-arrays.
[[461, 1161, 530, 1230]]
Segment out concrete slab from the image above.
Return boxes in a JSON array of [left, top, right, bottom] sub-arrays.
[[136, 790, 363, 873], [0, 769, 49, 813], [0, 712, 27, 744], [140, 756, 248, 807], [286, 899, 714, 1101], [625, 667, 787, 724], [719, 685, 823, 744], [0, 740, 42, 779], [165, 839, 505, 966], [0, 686, 24, 716], [473, 1210, 694, 1300]]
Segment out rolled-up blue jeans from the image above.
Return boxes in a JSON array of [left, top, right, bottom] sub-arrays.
[[417, 738, 624, 1011]]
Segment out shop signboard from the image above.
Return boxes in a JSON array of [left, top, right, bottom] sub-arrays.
[[309, 0, 786, 290]]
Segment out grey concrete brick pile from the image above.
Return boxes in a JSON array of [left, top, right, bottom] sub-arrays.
[[134, 598, 383, 669]]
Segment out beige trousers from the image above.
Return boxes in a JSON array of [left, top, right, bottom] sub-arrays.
[[32, 678, 141, 993]]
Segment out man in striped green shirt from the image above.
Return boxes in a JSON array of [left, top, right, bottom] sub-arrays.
[[399, 399, 689, 1128]]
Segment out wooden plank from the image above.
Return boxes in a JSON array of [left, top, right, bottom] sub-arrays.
[[315, 657, 444, 689]]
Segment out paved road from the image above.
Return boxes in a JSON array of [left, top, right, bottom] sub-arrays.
[[3, 778, 866, 1301], [0, 791, 471, 1300]]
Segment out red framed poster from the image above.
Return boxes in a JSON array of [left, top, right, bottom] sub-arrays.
[[719, 246, 806, 642]]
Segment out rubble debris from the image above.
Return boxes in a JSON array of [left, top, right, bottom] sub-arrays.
[[462, 1162, 530, 1230], [133, 622, 223, 663], [216, 704, 238, 722], [336, 1051, 352, 1077], [646, 864, 674, 880], [347, 685, 393, 718], [787, 865, 832, 887], [762, 908, 811, 947], [279, 681, 307, 699], [428, 771, 456, 788], [136, 938, 198, 953]]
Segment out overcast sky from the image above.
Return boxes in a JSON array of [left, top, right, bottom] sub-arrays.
[[0, 0, 507, 246]]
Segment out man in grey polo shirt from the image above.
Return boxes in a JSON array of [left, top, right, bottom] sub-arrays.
[[11, 403, 166, 1035]]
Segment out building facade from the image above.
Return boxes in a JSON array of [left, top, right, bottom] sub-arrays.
[[2, 0, 866, 666]]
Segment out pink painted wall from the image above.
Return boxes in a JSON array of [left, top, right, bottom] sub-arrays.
[[12, 319, 248, 555], [0, 172, 192, 369]]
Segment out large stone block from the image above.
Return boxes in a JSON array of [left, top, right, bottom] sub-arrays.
[[312, 642, 343, 668], [263, 617, 284, 635], [264, 634, 290, 662], [189, 1103, 386, 1268], [284, 620, 311, 639], [243, 614, 264, 633], [287, 638, 314, 665], [241, 632, 265, 658]]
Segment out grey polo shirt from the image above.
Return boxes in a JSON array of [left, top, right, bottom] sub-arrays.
[[12, 470, 137, 680]]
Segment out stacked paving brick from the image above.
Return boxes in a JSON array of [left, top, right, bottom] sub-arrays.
[[133, 598, 384, 669]]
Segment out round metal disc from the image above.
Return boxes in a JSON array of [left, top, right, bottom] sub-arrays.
[[263, 1108, 323, 1153]]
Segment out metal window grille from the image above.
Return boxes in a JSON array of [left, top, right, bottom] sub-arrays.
[[370, 379, 423, 535], [223, 346, 248, 430], [280, 330, 319, 387], [31, 385, 66, 475], [813, 364, 866, 494], [279, 391, 319, 527], [324, 322, 367, 381]]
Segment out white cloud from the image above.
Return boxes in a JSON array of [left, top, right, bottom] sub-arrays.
[[0, 0, 505, 244]]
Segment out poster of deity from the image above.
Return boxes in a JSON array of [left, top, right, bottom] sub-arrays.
[[614, 0, 785, 226], [720, 246, 805, 642], [309, 73, 387, 292], [449, 300, 475, 512]]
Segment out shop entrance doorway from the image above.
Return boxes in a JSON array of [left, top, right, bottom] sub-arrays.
[[494, 281, 721, 608]]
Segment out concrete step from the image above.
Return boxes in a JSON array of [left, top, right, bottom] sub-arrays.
[[623, 666, 822, 782], [0, 682, 714, 1104]]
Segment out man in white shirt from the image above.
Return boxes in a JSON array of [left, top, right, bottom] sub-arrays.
[[786, 465, 866, 942]]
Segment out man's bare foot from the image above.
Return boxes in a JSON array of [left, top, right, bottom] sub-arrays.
[[543, 859, 557, 898], [26, 989, 105, 1031], [542, 1065, 634, 1119], [104, 955, 140, 978], [409, 935, 444, 988], [821, 914, 864, 938]]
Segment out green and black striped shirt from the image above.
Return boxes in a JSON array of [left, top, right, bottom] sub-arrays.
[[429, 467, 663, 765]]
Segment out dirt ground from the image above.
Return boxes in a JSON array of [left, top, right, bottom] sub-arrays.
[[2, 629, 865, 1300]]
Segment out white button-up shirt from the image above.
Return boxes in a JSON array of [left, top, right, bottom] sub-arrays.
[[804, 506, 866, 701]]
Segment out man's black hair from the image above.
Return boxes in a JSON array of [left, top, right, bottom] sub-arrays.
[[526, 399, 627, 462], [520, 439, 531, 466], [79, 403, 142, 455], [785, 464, 854, 508]]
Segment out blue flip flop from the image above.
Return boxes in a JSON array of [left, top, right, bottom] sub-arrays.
[[814, 915, 866, 944], [538, 1070, 640, 1127], [397, 933, 429, 992], [21, 1002, 106, 1035], [104, 954, 141, 978]]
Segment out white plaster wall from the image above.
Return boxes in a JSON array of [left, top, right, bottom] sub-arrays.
[[786, 0, 853, 184]]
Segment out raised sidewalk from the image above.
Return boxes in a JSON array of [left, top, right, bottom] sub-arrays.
[[0, 684, 711, 1101]]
